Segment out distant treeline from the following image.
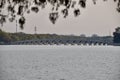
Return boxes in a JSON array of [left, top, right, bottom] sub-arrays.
[[0, 29, 113, 45]]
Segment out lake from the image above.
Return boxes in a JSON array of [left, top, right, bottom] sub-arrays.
[[0, 45, 120, 80]]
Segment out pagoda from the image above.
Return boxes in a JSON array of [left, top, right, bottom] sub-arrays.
[[113, 27, 120, 43]]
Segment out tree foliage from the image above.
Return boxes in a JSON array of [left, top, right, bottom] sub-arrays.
[[0, 0, 120, 29], [0, 29, 12, 43]]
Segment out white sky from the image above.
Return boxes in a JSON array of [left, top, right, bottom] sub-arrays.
[[1, 0, 120, 36]]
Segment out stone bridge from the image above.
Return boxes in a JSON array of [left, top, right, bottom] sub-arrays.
[[9, 38, 113, 46]]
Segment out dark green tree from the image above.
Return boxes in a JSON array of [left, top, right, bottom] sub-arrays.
[[0, 29, 12, 43]]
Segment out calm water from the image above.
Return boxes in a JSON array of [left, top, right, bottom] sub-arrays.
[[0, 45, 120, 80]]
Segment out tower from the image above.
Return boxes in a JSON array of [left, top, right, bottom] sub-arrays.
[[16, 20, 17, 33], [34, 26, 37, 34]]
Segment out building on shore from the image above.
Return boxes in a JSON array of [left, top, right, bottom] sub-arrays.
[[113, 27, 120, 43]]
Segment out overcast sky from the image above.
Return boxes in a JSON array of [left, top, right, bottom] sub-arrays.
[[1, 0, 120, 36]]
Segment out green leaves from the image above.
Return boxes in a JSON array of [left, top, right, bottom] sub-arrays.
[[0, 0, 6, 8], [117, 0, 120, 12], [62, 8, 68, 18], [79, 0, 86, 8], [31, 6, 39, 13], [17, 5, 24, 15], [19, 16, 26, 29], [49, 12, 59, 24], [0, 0, 120, 29], [74, 9, 80, 17]]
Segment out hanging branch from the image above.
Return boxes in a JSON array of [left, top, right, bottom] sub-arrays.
[[0, 0, 119, 29]]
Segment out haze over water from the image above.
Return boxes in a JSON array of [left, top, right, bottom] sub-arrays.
[[0, 45, 120, 80]]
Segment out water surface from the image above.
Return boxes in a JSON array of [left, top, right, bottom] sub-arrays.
[[0, 45, 120, 80]]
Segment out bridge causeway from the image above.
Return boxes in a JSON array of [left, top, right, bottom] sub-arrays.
[[9, 38, 113, 46]]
